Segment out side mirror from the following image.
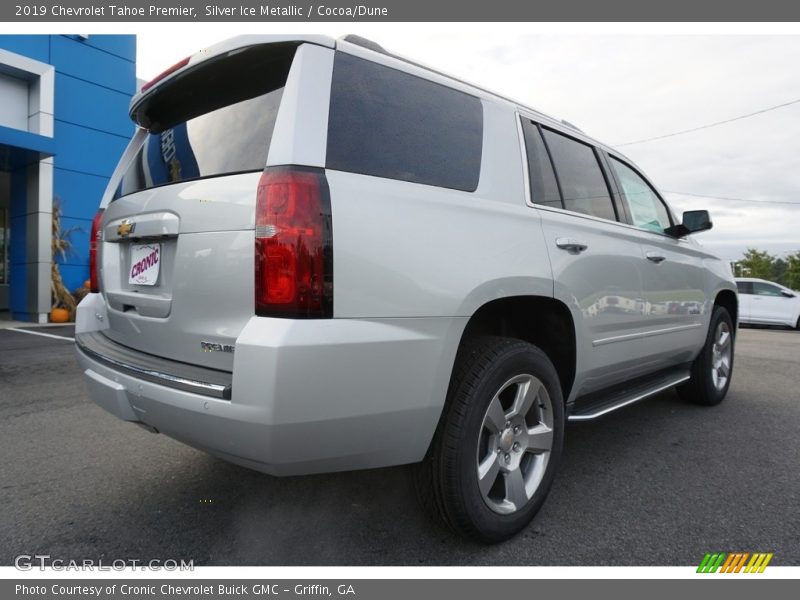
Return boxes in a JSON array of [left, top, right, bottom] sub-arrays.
[[665, 210, 713, 238], [781, 290, 796, 298]]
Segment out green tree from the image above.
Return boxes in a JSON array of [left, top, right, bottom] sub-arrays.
[[774, 258, 787, 286], [738, 248, 777, 280], [785, 251, 800, 291]]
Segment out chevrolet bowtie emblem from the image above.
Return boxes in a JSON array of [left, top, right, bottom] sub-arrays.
[[117, 220, 135, 237]]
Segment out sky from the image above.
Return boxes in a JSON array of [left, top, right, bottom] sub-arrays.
[[137, 28, 800, 262]]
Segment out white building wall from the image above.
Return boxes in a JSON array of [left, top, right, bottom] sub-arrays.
[[0, 72, 29, 130]]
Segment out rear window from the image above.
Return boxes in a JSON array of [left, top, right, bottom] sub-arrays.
[[327, 52, 483, 192], [115, 43, 295, 199]]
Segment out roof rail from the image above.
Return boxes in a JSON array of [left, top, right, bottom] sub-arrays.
[[339, 33, 511, 105], [338, 34, 605, 150], [340, 35, 389, 55], [560, 119, 584, 133]]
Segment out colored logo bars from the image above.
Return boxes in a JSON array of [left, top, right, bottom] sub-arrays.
[[697, 552, 774, 573]]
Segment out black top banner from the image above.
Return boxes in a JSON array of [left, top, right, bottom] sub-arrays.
[[4, 0, 800, 22]]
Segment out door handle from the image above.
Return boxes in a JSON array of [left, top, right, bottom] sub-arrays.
[[646, 252, 666, 263], [556, 238, 588, 252]]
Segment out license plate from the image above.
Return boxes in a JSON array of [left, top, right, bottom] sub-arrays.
[[128, 243, 161, 286]]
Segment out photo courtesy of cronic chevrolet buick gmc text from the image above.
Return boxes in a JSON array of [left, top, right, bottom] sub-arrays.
[[75, 35, 738, 543]]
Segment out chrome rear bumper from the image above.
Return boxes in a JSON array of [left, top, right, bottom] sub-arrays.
[[75, 331, 232, 400]]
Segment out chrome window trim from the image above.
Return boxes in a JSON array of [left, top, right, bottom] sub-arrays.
[[515, 111, 534, 208]]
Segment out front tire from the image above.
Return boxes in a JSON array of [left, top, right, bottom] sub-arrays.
[[677, 306, 734, 406], [413, 336, 564, 543]]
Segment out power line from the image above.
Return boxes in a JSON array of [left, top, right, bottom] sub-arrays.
[[663, 190, 800, 206], [614, 98, 800, 147]]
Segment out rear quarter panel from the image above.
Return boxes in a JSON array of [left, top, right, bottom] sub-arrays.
[[328, 100, 553, 319]]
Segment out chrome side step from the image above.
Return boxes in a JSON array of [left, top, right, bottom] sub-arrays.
[[568, 368, 691, 422]]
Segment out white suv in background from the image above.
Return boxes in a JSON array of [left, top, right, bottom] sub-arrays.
[[75, 35, 738, 542], [736, 278, 800, 329]]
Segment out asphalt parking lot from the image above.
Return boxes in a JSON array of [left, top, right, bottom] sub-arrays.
[[0, 325, 798, 566]]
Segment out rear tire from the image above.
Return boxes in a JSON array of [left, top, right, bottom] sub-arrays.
[[413, 336, 564, 543], [677, 306, 734, 406]]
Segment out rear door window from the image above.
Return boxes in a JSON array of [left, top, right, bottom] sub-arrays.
[[736, 281, 754, 294], [327, 52, 483, 192], [521, 120, 562, 208], [542, 128, 617, 221]]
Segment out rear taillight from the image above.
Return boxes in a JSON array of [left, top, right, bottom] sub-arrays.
[[255, 167, 333, 318], [89, 208, 104, 293]]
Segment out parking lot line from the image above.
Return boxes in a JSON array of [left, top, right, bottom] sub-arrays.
[[5, 327, 75, 342]]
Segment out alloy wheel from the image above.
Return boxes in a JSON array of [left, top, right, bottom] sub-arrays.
[[476, 374, 554, 515]]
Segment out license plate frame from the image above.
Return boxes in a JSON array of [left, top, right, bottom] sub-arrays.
[[128, 243, 161, 286]]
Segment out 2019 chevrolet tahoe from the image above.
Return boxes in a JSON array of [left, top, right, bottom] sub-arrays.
[[75, 35, 738, 542]]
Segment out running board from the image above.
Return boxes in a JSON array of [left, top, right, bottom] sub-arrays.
[[568, 368, 691, 422]]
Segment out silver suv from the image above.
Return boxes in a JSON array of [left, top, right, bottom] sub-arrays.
[[76, 35, 738, 543]]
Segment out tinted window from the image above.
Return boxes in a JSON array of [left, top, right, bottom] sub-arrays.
[[753, 282, 784, 296], [116, 42, 296, 199], [610, 157, 671, 233], [736, 281, 753, 294], [327, 52, 483, 192], [116, 89, 283, 198], [521, 120, 561, 208], [542, 129, 616, 221]]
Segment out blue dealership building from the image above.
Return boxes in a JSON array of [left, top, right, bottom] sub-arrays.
[[0, 35, 136, 321]]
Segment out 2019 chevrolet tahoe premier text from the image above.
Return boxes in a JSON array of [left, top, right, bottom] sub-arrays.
[[75, 35, 738, 543]]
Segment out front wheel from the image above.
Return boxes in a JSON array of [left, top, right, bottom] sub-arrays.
[[413, 336, 564, 543], [677, 306, 734, 406]]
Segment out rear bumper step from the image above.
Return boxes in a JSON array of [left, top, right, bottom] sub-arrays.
[[75, 331, 232, 400], [568, 366, 691, 422]]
